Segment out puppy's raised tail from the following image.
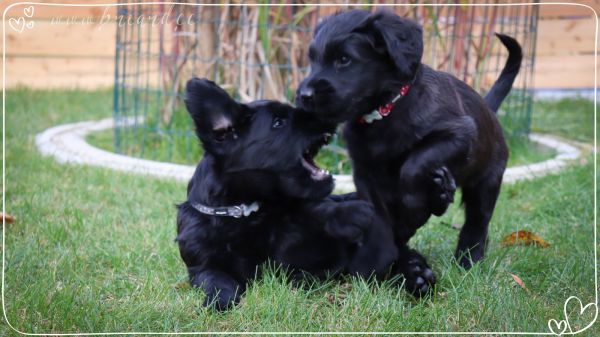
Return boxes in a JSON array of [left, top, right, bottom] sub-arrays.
[[484, 33, 523, 113]]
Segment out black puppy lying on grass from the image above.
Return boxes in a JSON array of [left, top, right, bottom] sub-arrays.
[[296, 10, 522, 295], [176, 78, 397, 310]]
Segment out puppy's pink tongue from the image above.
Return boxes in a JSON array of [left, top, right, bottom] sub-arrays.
[[301, 154, 330, 181]]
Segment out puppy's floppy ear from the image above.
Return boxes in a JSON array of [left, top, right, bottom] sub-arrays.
[[354, 10, 423, 80], [184, 77, 241, 139]]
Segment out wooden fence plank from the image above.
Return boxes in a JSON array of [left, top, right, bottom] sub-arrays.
[[535, 54, 596, 88], [539, 0, 598, 18], [5, 57, 114, 89], [536, 18, 596, 56], [4, 21, 116, 57]]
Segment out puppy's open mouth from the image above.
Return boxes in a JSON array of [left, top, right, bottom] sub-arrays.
[[301, 133, 332, 181]]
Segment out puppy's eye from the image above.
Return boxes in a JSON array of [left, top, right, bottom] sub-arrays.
[[214, 127, 235, 142], [335, 54, 352, 68], [214, 129, 228, 142], [272, 117, 287, 129]]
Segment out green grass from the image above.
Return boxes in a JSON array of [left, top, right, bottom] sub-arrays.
[[532, 98, 595, 143], [2, 88, 597, 335]]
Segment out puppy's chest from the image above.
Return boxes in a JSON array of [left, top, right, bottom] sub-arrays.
[[206, 212, 269, 238], [345, 124, 417, 162], [210, 222, 270, 255]]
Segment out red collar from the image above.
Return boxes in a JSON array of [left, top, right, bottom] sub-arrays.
[[358, 84, 411, 124]]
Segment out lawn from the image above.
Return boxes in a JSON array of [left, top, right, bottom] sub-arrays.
[[2, 88, 597, 335]]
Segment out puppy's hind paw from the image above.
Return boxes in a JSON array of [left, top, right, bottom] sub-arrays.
[[455, 242, 486, 270], [429, 166, 456, 216], [395, 250, 436, 297]]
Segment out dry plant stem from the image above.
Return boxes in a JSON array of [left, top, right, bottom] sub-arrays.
[[291, 31, 300, 90], [161, 31, 198, 124], [242, 8, 256, 97], [218, 3, 230, 83], [247, 8, 260, 102], [257, 44, 283, 102], [239, 8, 249, 102]]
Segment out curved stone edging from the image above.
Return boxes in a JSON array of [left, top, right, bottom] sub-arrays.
[[35, 117, 583, 192], [35, 117, 196, 182]]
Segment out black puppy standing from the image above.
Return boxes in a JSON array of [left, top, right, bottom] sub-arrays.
[[176, 78, 397, 310], [296, 10, 522, 294]]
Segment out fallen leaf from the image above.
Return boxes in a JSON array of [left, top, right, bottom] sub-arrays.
[[340, 282, 352, 291], [326, 292, 335, 304], [1, 212, 14, 224], [326, 283, 351, 305], [510, 273, 529, 292], [173, 281, 190, 290], [501, 230, 550, 248]]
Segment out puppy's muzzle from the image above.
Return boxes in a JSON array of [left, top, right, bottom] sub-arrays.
[[296, 77, 334, 111]]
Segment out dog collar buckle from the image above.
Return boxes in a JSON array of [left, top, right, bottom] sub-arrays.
[[359, 84, 411, 124], [192, 202, 260, 218], [229, 206, 244, 218]]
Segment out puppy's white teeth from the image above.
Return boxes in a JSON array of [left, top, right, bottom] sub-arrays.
[[309, 168, 331, 181]]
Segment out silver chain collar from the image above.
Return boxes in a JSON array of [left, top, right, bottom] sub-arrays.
[[191, 201, 260, 218]]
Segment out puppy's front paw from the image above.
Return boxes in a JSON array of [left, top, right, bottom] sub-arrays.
[[395, 249, 436, 297], [191, 272, 241, 311], [202, 287, 240, 311], [429, 166, 456, 216], [326, 200, 373, 243]]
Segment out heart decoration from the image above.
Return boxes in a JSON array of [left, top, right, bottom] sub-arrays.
[[24, 6, 34, 18], [8, 17, 25, 33], [8, 6, 35, 34], [548, 295, 598, 336], [547, 319, 567, 336], [563, 296, 598, 333]]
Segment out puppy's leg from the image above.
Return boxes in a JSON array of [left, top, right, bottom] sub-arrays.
[[399, 141, 466, 218], [393, 245, 436, 296], [326, 199, 374, 243], [347, 215, 398, 279], [273, 229, 346, 280], [189, 267, 243, 311], [455, 176, 502, 269], [300, 199, 372, 243]]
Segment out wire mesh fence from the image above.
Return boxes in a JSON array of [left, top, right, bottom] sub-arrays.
[[113, 1, 538, 174]]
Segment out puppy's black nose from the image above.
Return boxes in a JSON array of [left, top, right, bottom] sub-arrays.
[[299, 87, 314, 104]]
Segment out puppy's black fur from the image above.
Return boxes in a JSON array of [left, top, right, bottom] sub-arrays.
[[296, 10, 522, 294], [176, 78, 397, 310]]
